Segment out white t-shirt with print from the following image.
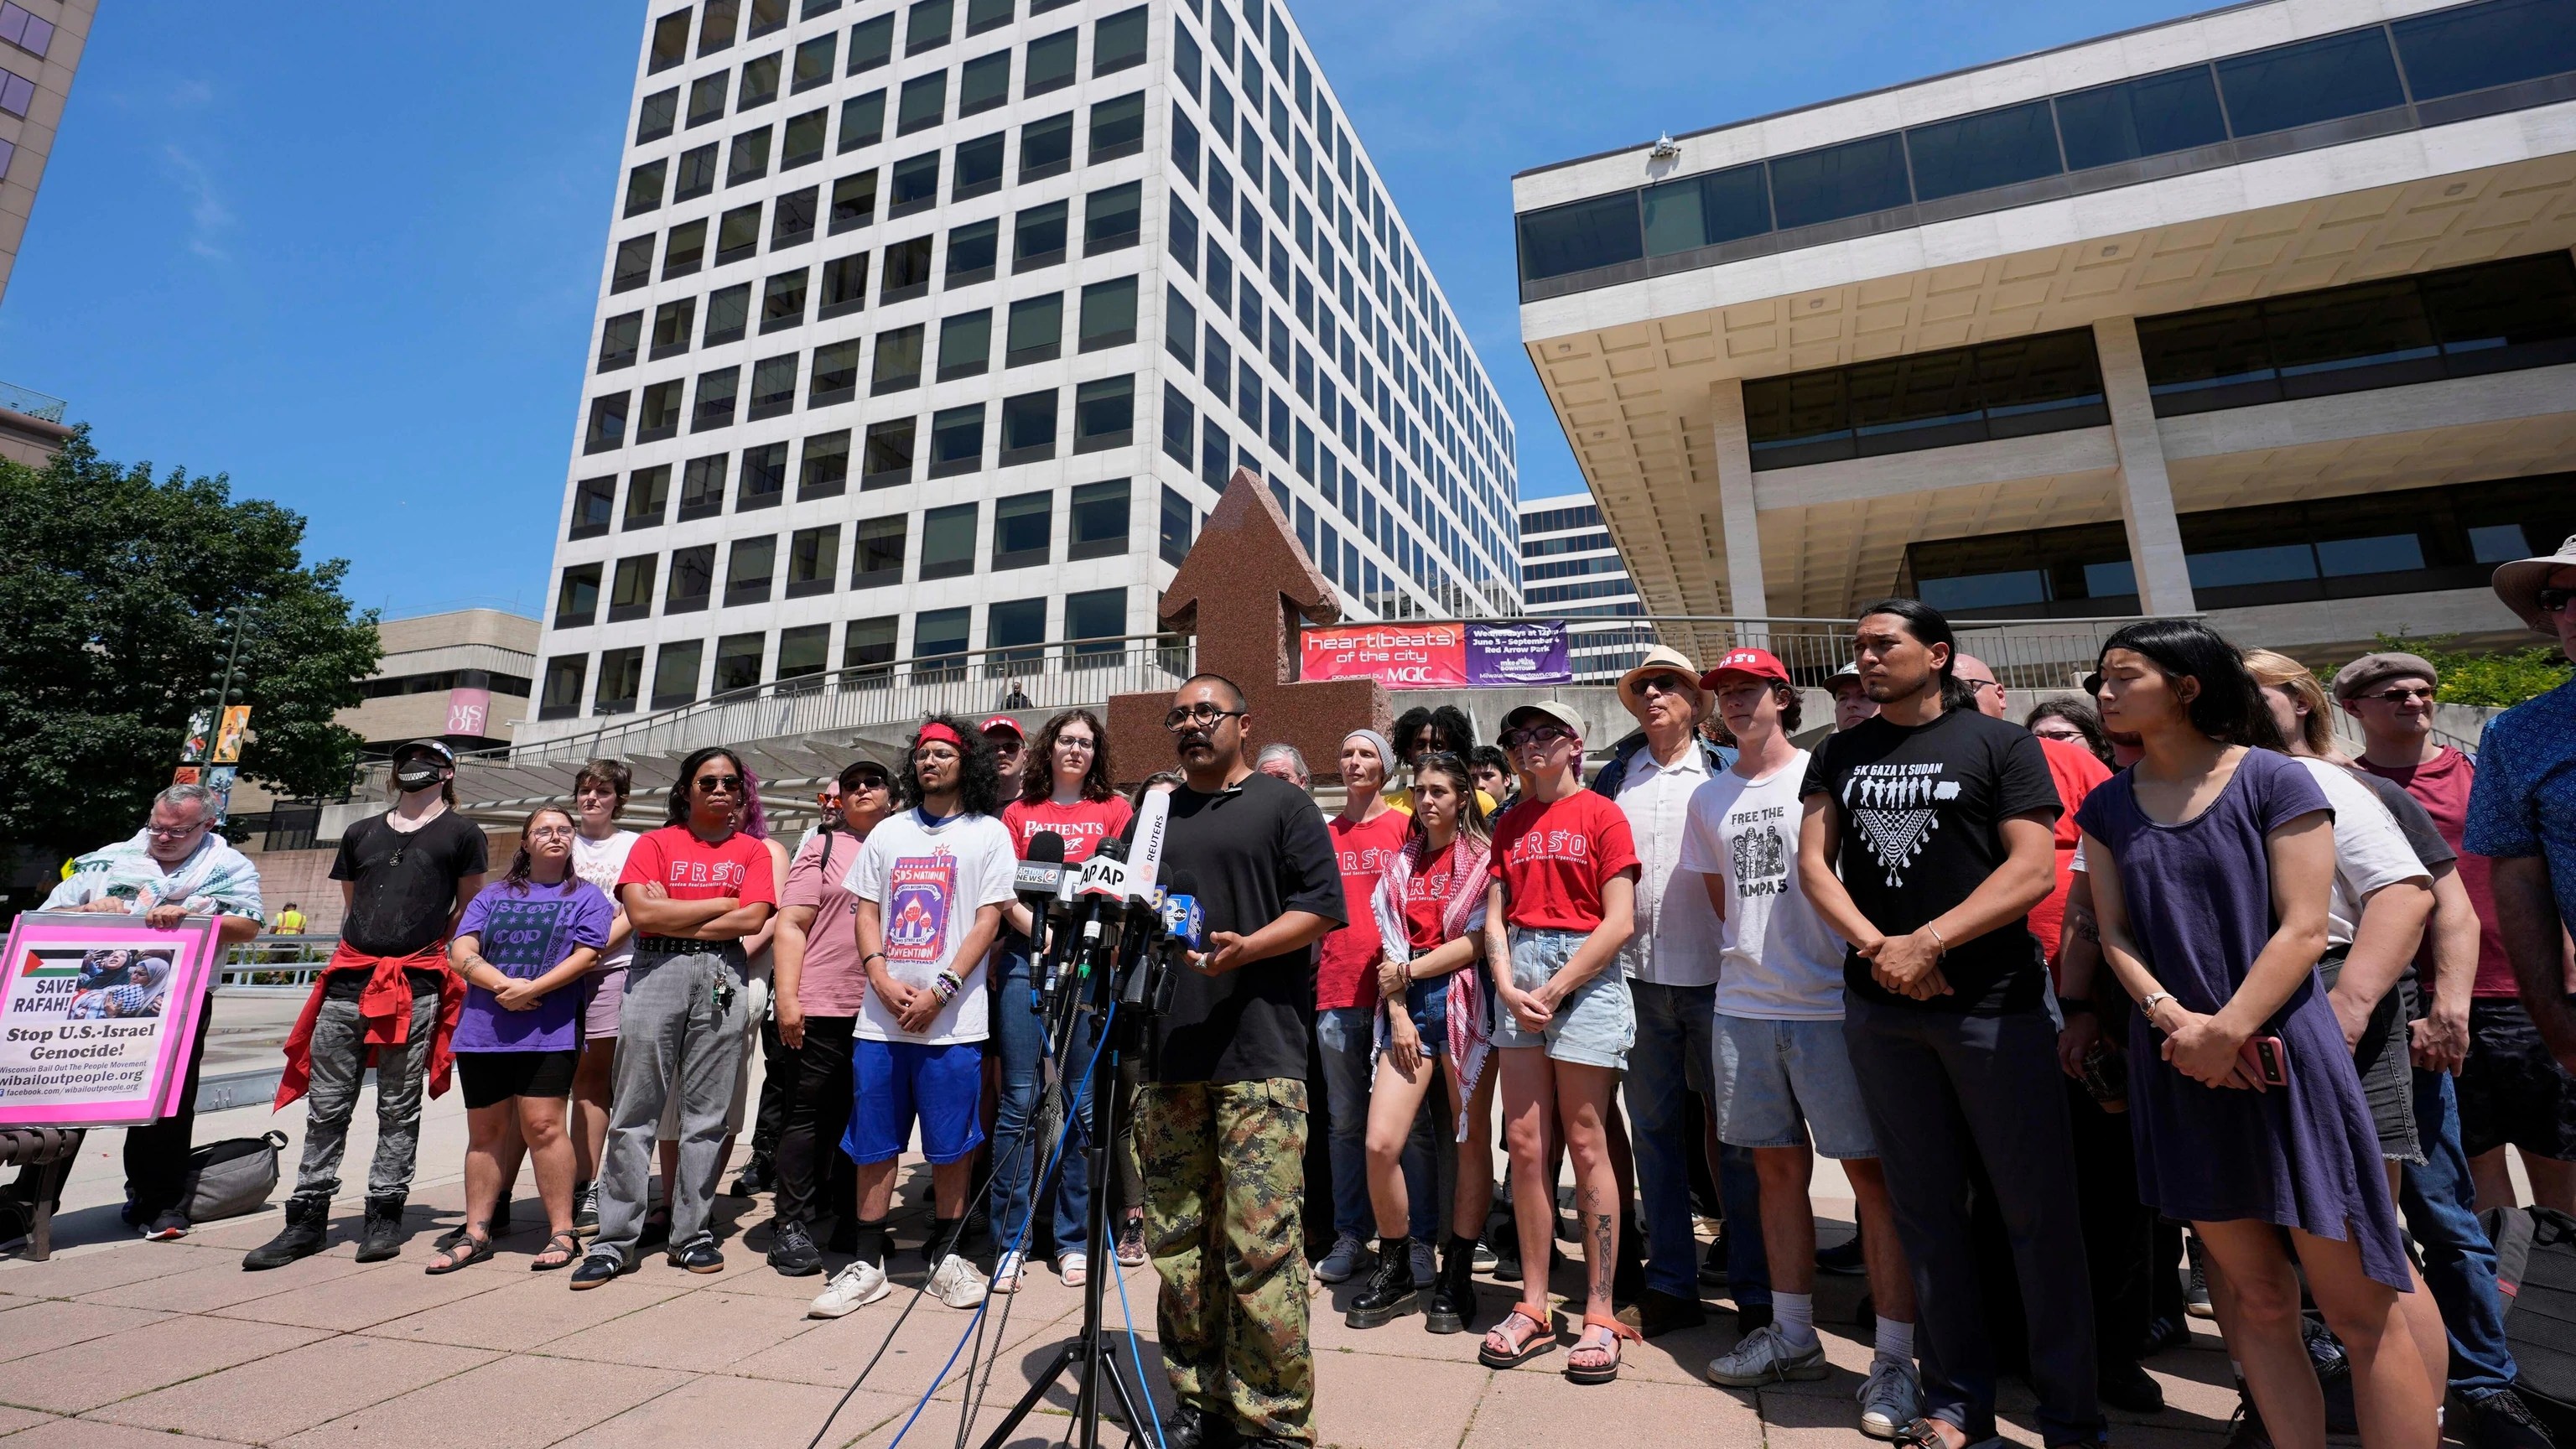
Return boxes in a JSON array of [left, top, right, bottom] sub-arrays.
[[2291, 756, 2432, 949], [844, 808, 1018, 1045], [1679, 749, 1846, 1021], [570, 829, 641, 971]]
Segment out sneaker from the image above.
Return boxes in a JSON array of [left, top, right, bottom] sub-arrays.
[[1315, 1232, 1370, 1284], [141, 1209, 190, 1242], [1472, 1240, 1498, 1273], [1410, 1239, 1436, 1289], [569, 1251, 631, 1291], [809, 1260, 891, 1318], [991, 1250, 1026, 1295], [1816, 1237, 1867, 1275], [1706, 1324, 1830, 1387], [930, 1252, 989, 1309], [1114, 1217, 1147, 1268], [667, 1235, 724, 1274], [767, 1220, 823, 1277], [2469, 1388, 2558, 1449], [2185, 1235, 2215, 1318], [573, 1181, 600, 1239], [1857, 1354, 1923, 1439], [1059, 1251, 1088, 1288], [2141, 1311, 2190, 1357], [1493, 1237, 1524, 1284]]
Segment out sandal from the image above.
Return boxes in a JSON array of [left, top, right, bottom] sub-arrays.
[[423, 1230, 493, 1275], [1564, 1313, 1640, 1386], [1478, 1303, 1558, 1368], [529, 1230, 580, 1271]]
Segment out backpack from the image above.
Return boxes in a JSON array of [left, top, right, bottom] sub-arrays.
[[182, 1130, 288, 1223], [2485, 1204, 2576, 1437]]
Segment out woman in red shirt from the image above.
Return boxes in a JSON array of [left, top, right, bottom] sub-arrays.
[[1348, 754, 1499, 1338], [1476, 702, 1642, 1384]]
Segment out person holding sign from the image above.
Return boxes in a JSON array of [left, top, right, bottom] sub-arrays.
[[6, 783, 263, 1244]]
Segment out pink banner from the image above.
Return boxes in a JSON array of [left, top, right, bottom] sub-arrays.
[[445, 687, 493, 737], [1301, 623, 1469, 688], [0, 913, 224, 1126]]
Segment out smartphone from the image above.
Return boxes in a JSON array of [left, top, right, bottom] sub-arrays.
[[2239, 1035, 2288, 1087]]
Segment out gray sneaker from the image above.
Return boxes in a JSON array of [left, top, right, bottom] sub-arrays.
[[1706, 1324, 1830, 1387], [1858, 1354, 1923, 1440], [1315, 1232, 1370, 1284]]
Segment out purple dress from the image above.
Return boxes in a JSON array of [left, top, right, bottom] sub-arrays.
[[2075, 748, 2410, 1291]]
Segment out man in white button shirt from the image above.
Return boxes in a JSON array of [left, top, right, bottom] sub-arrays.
[[1590, 645, 1764, 1337]]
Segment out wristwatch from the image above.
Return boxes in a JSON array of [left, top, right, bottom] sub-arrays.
[[2138, 991, 2175, 1027]]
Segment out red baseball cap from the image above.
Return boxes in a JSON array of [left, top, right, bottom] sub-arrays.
[[980, 714, 1026, 739], [1701, 648, 1790, 688]]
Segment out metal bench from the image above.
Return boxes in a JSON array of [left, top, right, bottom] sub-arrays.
[[0, 1128, 84, 1260]]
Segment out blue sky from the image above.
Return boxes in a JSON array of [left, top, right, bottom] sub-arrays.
[[3, 0, 2203, 619]]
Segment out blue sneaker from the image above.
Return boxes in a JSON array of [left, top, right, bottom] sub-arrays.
[[1315, 1232, 1370, 1284]]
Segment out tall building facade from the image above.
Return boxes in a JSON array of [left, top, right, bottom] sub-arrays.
[[1517, 496, 1649, 678], [1514, 0, 2576, 657], [529, 0, 1519, 735], [0, 0, 83, 310]]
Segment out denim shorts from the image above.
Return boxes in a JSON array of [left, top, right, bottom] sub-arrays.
[[1493, 927, 1633, 1070], [1713, 1014, 1878, 1159]]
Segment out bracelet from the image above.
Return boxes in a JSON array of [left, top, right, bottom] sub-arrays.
[[932, 970, 963, 1004], [1923, 922, 1949, 957], [862, 952, 886, 967]]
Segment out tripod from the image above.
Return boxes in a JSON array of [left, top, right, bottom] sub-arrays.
[[972, 953, 1158, 1449]]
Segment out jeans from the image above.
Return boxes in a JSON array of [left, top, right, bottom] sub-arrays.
[[595, 948, 747, 1260], [989, 950, 1093, 1255], [2400, 1066, 2519, 1397], [294, 983, 440, 1198], [1314, 1005, 1434, 1242], [1630, 979, 1768, 1302]]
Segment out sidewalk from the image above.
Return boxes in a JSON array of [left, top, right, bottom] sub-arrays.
[[0, 1055, 2244, 1448]]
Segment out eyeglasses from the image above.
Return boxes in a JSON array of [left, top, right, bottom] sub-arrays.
[[1163, 704, 1246, 731], [143, 822, 207, 840], [2361, 686, 2437, 704], [1961, 678, 1999, 695], [1057, 736, 1096, 751], [1501, 724, 1575, 750], [693, 775, 744, 794], [2031, 724, 2085, 742], [527, 825, 577, 841], [2539, 587, 2575, 616]]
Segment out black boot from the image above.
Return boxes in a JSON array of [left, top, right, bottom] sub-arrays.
[[355, 1192, 408, 1263], [1425, 1234, 1478, 1334], [1347, 1235, 1419, 1328], [242, 1192, 331, 1271]]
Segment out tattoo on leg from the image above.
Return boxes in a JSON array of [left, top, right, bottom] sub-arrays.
[[1576, 1186, 1614, 1301]]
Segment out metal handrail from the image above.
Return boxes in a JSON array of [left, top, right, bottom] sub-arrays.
[[218, 935, 340, 988], [0, 381, 67, 423]]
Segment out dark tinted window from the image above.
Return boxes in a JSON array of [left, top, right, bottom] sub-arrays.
[[2054, 65, 2227, 170], [960, 49, 1011, 114], [848, 13, 895, 71], [1089, 91, 1145, 160], [1905, 100, 2060, 202], [1639, 164, 1768, 257], [1517, 194, 1641, 281], [907, 0, 954, 54], [948, 216, 1000, 282], [1742, 327, 2105, 468], [1767, 132, 1910, 229], [2392, 0, 2576, 100], [954, 132, 1006, 198], [891, 151, 942, 214], [2215, 29, 2405, 137], [1021, 112, 1074, 179], [839, 90, 886, 149], [637, 87, 678, 143], [898, 71, 948, 133], [1026, 29, 1078, 95], [1093, 5, 1148, 73]]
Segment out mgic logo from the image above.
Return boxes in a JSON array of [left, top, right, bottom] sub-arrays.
[[1391, 666, 1438, 683]]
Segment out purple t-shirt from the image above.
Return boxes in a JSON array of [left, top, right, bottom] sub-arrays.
[[452, 878, 614, 1053]]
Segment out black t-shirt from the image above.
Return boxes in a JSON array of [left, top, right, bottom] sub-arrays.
[[1800, 708, 2062, 1015], [330, 809, 490, 958], [1136, 771, 1346, 1085]]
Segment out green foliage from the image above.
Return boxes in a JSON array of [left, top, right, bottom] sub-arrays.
[[0, 428, 382, 863], [2371, 631, 2572, 709]]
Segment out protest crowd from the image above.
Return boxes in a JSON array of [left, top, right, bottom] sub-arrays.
[[8, 529, 2576, 1449]]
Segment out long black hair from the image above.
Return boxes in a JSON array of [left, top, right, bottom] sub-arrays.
[[1021, 708, 1116, 804], [1857, 597, 1978, 714], [900, 714, 1004, 816], [667, 746, 750, 827], [2096, 618, 2284, 750]]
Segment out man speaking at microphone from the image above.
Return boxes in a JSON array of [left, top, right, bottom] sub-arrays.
[[1135, 674, 1345, 1449]]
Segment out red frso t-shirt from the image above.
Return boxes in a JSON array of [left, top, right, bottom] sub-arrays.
[[2360, 746, 2513, 998], [1317, 808, 1411, 1010], [617, 826, 780, 926], [1404, 841, 1462, 953], [1489, 791, 1641, 932], [1002, 796, 1135, 865], [2032, 736, 2114, 980]]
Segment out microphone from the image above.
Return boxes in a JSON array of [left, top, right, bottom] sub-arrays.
[[1014, 832, 1067, 1001], [1158, 869, 1203, 952], [1044, 837, 1128, 1017], [1129, 868, 1202, 1011]]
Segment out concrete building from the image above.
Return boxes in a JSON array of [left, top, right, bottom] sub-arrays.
[[0, 0, 89, 465], [1513, 0, 2576, 657], [525, 0, 1520, 746], [1517, 496, 1657, 678]]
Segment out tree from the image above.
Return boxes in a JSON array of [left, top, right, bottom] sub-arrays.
[[0, 428, 382, 866]]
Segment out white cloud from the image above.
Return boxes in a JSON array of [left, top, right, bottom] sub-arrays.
[[161, 144, 234, 260]]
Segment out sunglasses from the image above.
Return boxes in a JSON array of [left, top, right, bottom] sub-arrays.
[[1634, 674, 1695, 697], [2361, 686, 2436, 704], [693, 774, 744, 794], [2539, 587, 2575, 615], [1501, 724, 1575, 750]]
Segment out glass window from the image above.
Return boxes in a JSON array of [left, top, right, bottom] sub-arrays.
[[599, 312, 642, 371], [839, 89, 886, 149], [873, 321, 926, 390], [749, 352, 801, 419], [664, 219, 708, 277], [608, 554, 658, 621], [1001, 388, 1058, 460], [624, 465, 672, 529], [2315, 532, 2425, 577], [848, 12, 896, 71], [1088, 91, 1145, 160], [967, 0, 1013, 34], [993, 490, 1052, 567], [700, 0, 741, 55], [1161, 382, 1195, 464], [650, 640, 704, 708], [1516, 193, 1641, 281], [2420, 251, 2576, 372], [777, 622, 832, 680], [749, 0, 789, 39], [2054, 65, 2232, 171], [961, 49, 1012, 114], [948, 216, 1000, 283], [1069, 478, 1129, 559], [2188, 543, 2319, 589], [799, 429, 851, 497], [1025, 28, 1078, 95], [931, 403, 987, 475], [810, 337, 862, 402], [1075, 375, 1135, 451], [1084, 181, 1142, 252], [540, 655, 588, 719], [1160, 484, 1193, 564], [715, 203, 762, 265], [1165, 285, 1197, 365], [638, 87, 679, 143], [690, 71, 730, 128], [921, 501, 980, 578], [667, 544, 717, 613], [782, 107, 828, 170], [829, 169, 878, 232], [793, 32, 838, 91], [787, 526, 841, 597], [624, 159, 667, 217], [907, 0, 955, 54], [2215, 29, 2406, 138], [2393, 0, 2576, 101], [953, 132, 1006, 199], [914, 606, 971, 672], [650, 9, 693, 71], [1905, 100, 2061, 203], [556, 563, 602, 627], [880, 234, 934, 299], [1767, 132, 1910, 230], [939, 309, 994, 379], [738, 51, 782, 109], [771, 185, 819, 247], [595, 647, 645, 715], [1007, 293, 1063, 364], [675, 143, 719, 201], [1638, 164, 1768, 257], [714, 633, 766, 693], [2469, 524, 2532, 563], [1093, 5, 1147, 73], [727, 125, 775, 185], [844, 615, 898, 679], [1079, 275, 1139, 349], [1021, 111, 1074, 179], [725, 536, 778, 605], [737, 442, 789, 508], [1064, 587, 1125, 650], [863, 418, 917, 485], [1919, 570, 2049, 612], [693, 366, 741, 432], [988, 597, 1047, 667], [890, 151, 941, 215], [1175, 23, 1202, 97], [854, 516, 907, 585], [1015, 199, 1068, 266], [899, 71, 948, 134], [679, 456, 729, 520], [760, 270, 809, 334], [818, 253, 869, 319], [1167, 198, 1200, 275], [572, 476, 616, 537]]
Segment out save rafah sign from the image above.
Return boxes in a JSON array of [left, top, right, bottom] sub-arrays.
[[1301, 620, 1572, 689]]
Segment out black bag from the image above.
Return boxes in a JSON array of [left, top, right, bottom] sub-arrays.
[[2485, 1205, 2576, 1438], [182, 1130, 288, 1223]]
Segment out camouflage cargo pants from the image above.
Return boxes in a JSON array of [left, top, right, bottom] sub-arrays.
[[1135, 1078, 1311, 1445]]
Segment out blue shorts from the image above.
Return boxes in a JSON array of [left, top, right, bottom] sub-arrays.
[[1713, 1014, 1877, 1159], [845, 1039, 987, 1166], [1493, 927, 1634, 1070]]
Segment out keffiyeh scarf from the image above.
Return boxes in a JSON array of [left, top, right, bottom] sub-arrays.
[[1370, 830, 1493, 1140]]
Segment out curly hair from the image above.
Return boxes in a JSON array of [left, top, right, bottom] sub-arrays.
[[1021, 708, 1117, 804], [900, 714, 1005, 816], [1391, 704, 1478, 762]]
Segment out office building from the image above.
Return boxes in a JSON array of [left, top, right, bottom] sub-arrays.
[[1518, 496, 1653, 678], [1514, 0, 2576, 655], [527, 0, 1519, 739], [0, 0, 80, 309]]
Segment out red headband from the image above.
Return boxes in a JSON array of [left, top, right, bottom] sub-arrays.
[[916, 722, 965, 750]]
